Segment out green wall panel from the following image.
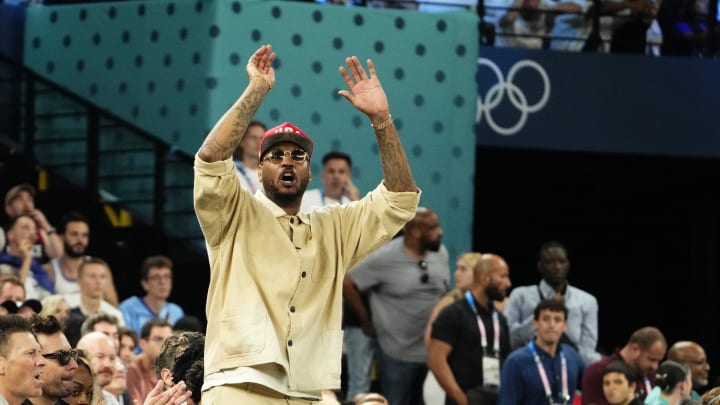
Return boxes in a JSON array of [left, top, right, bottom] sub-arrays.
[[23, 0, 478, 262]]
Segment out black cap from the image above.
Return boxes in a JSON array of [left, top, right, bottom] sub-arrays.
[[19, 299, 42, 314], [0, 300, 18, 314]]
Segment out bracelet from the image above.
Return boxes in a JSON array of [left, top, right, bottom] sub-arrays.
[[46, 227, 56, 235], [251, 75, 272, 92], [371, 114, 393, 131]]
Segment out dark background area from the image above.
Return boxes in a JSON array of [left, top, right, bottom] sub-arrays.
[[473, 146, 720, 383]]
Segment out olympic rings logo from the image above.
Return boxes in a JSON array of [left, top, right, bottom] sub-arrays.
[[476, 58, 551, 136]]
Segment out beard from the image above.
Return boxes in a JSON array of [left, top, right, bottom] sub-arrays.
[[485, 284, 506, 302], [423, 237, 442, 252], [45, 379, 74, 398], [63, 241, 86, 258], [263, 176, 311, 208]]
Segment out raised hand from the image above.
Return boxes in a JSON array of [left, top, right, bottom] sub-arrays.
[[29, 209, 51, 231], [338, 56, 390, 122], [247, 44, 276, 92], [199, 44, 276, 162]]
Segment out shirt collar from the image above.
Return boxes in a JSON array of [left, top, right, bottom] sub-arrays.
[[255, 191, 309, 224], [539, 279, 571, 299]]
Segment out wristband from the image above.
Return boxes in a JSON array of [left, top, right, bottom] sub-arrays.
[[251, 75, 273, 92], [371, 114, 393, 131]]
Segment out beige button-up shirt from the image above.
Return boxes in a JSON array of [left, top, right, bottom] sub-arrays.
[[193, 156, 419, 393]]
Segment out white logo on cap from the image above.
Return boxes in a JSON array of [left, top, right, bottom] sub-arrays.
[[476, 57, 550, 136]]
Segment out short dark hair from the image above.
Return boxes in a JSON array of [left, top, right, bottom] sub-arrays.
[[119, 327, 139, 348], [322, 151, 352, 168], [28, 314, 63, 335], [140, 318, 172, 340], [533, 298, 568, 321], [141, 256, 173, 280], [538, 240, 567, 258], [602, 360, 637, 383], [59, 211, 90, 234], [627, 326, 666, 351], [0, 315, 36, 356], [173, 315, 203, 333], [80, 313, 119, 337]]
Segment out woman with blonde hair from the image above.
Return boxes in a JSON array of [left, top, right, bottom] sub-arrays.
[[423, 252, 482, 348], [40, 294, 71, 328], [422, 252, 482, 404]]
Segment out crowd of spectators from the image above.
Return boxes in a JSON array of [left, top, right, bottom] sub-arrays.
[[0, 0, 717, 57]]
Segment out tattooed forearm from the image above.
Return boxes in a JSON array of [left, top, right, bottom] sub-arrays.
[[376, 125, 417, 192], [198, 80, 268, 162]]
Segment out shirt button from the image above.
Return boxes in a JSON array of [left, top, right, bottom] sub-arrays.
[[301, 271, 307, 278], [290, 306, 296, 313], [288, 340, 293, 347], [290, 217, 295, 224]]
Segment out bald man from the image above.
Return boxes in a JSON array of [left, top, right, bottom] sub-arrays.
[[345, 207, 450, 405], [668, 341, 710, 400], [429, 254, 512, 405], [76, 332, 119, 405]]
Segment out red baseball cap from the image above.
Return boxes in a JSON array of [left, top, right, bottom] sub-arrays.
[[259, 122, 314, 160]]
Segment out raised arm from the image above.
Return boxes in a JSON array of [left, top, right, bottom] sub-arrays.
[[197, 45, 276, 163], [338, 57, 416, 192]]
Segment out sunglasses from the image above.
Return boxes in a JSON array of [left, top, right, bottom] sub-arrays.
[[418, 260, 429, 284], [264, 149, 309, 164], [43, 349, 79, 366]]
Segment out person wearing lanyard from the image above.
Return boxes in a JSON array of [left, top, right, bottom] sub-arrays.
[[498, 298, 585, 405], [429, 253, 512, 405], [232, 120, 266, 194]]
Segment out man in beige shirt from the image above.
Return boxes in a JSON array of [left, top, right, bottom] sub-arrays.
[[194, 44, 419, 404]]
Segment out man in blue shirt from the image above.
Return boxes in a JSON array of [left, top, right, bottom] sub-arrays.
[[118, 256, 184, 335], [499, 298, 585, 405], [504, 241, 600, 365]]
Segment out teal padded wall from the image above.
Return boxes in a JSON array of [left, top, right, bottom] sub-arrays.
[[23, 0, 478, 262]]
